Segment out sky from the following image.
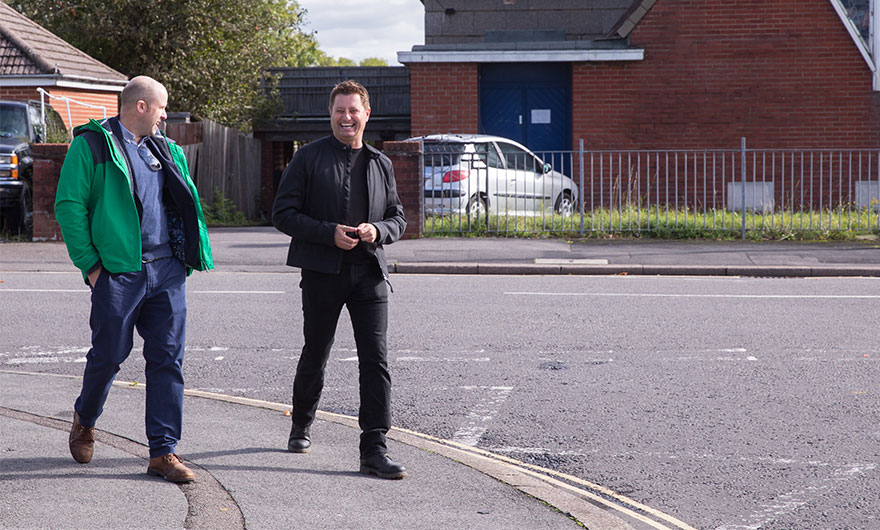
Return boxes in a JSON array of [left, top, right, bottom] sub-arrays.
[[296, 0, 425, 66]]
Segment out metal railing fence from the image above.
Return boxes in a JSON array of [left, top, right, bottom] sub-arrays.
[[420, 138, 880, 237]]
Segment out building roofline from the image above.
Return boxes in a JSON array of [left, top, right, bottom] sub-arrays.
[[605, 0, 658, 39], [1, 74, 126, 91], [398, 48, 643, 63], [0, 24, 55, 73], [0, 2, 128, 82]]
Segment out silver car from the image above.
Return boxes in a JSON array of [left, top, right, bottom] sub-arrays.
[[408, 134, 578, 219]]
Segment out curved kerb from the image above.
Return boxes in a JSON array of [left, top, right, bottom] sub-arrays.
[[2, 372, 697, 530]]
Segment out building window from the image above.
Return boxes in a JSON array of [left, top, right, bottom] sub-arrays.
[[840, 0, 870, 45]]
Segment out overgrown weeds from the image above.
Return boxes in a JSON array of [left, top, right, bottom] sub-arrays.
[[423, 206, 880, 241]]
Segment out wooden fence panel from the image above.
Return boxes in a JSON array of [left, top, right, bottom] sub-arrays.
[[180, 144, 200, 181], [181, 120, 260, 220]]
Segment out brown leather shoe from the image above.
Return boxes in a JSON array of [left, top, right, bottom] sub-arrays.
[[147, 453, 195, 483], [69, 412, 94, 464]]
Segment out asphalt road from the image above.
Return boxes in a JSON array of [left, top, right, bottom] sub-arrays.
[[3, 270, 879, 529]]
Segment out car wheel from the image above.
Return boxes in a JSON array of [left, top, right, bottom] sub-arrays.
[[467, 195, 487, 221], [1, 205, 24, 236], [555, 191, 574, 216]]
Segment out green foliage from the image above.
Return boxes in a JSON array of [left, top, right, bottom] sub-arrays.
[[8, 0, 325, 130], [44, 113, 70, 143], [424, 207, 880, 241], [314, 55, 388, 67], [316, 56, 354, 66], [203, 187, 248, 226]]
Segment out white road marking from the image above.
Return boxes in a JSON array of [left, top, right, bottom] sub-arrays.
[[534, 258, 609, 264], [189, 290, 285, 294], [662, 355, 877, 363], [0, 289, 87, 293], [452, 386, 514, 446], [715, 464, 876, 530], [340, 353, 491, 363], [5, 344, 874, 366], [484, 445, 595, 457], [3, 345, 239, 366], [600, 448, 876, 530], [396, 356, 490, 362], [5, 347, 88, 364], [505, 291, 880, 299], [0, 289, 285, 294]]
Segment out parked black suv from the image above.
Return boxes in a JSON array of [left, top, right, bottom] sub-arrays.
[[0, 99, 67, 237]]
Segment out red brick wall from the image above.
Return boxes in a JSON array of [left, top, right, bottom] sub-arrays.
[[383, 141, 422, 238], [573, 0, 880, 150], [0, 87, 119, 131], [45, 89, 119, 131], [31, 143, 69, 241], [409, 63, 479, 136], [0, 86, 40, 101]]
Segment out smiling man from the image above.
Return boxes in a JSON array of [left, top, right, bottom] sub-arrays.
[[272, 80, 408, 479]]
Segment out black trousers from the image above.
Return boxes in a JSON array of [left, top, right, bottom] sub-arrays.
[[293, 262, 391, 457]]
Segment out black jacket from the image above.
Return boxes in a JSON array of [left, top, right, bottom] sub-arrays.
[[272, 135, 406, 276]]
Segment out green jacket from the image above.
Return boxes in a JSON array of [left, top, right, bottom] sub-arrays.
[[55, 118, 213, 279]]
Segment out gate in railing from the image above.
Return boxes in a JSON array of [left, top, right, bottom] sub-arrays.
[[420, 138, 880, 237]]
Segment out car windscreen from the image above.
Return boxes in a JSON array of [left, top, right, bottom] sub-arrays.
[[423, 142, 489, 167], [0, 105, 28, 140]]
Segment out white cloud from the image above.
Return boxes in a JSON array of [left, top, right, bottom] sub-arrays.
[[298, 0, 425, 65]]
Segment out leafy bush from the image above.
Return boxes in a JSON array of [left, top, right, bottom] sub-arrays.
[[203, 188, 248, 226]]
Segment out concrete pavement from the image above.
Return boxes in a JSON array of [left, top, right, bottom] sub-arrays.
[[3, 371, 631, 530], [7, 226, 878, 276], [2, 228, 879, 529]]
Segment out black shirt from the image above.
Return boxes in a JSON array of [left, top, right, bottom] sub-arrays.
[[343, 147, 372, 263]]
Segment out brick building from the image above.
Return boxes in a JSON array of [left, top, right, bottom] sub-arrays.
[[0, 2, 128, 130], [254, 1, 880, 226], [400, 0, 880, 151]]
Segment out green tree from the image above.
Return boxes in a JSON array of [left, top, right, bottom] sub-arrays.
[[359, 58, 388, 66], [316, 55, 358, 67], [7, 0, 325, 129]]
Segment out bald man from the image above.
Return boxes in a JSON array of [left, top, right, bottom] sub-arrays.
[[55, 76, 214, 483]]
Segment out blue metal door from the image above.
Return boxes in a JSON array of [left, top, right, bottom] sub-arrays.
[[480, 86, 523, 144], [525, 86, 568, 152], [479, 63, 570, 152]]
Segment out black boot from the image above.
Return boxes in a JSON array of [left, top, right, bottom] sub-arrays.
[[287, 424, 311, 453], [360, 453, 407, 479]]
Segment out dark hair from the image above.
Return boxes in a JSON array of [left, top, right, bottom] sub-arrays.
[[329, 80, 370, 110]]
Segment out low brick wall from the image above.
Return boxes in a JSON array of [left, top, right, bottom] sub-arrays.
[[31, 143, 69, 241], [382, 141, 422, 238]]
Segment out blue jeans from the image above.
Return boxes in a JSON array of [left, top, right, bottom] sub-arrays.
[[74, 257, 187, 458]]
